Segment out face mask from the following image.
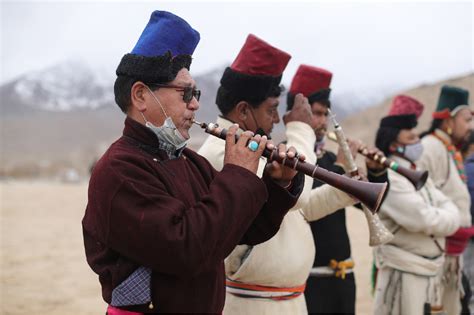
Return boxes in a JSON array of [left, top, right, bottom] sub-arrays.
[[144, 117, 187, 149], [396, 141, 424, 162], [141, 87, 188, 152]]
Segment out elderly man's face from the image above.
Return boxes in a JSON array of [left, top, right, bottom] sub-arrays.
[[451, 108, 473, 145], [146, 68, 199, 139]]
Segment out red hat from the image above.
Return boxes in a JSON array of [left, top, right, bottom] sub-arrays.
[[289, 65, 332, 96], [216, 34, 291, 113], [230, 34, 291, 76], [388, 95, 424, 118], [377, 95, 425, 156]]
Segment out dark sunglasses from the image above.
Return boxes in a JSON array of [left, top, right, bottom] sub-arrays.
[[148, 83, 201, 104]]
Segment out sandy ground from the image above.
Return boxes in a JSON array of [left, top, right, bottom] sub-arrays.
[[1, 180, 374, 314]]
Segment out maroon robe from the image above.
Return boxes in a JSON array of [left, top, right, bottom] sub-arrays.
[[82, 117, 303, 313]]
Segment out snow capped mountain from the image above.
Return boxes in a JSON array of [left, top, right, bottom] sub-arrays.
[[3, 60, 398, 119], [2, 59, 469, 179], [12, 60, 115, 111]]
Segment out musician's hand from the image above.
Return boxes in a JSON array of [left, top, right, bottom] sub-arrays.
[[364, 146, 385, 171], [224, 124, 270, 174], [264, 143, 305, 187], [358, 173, 368, 182], [335, 138, 361, 168], [282, 93, 312, 126]]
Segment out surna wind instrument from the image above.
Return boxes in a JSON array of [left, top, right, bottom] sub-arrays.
[[193, 120, 388, 214], [327, 109, 394, 246]]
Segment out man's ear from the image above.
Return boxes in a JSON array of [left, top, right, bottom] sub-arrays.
[[130, 81, 148, 112], [235, 101, 249, 120]]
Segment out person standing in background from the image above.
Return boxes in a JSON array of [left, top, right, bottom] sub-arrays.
[[286, 64, 388, 314], [461, 131, 474, 314], [418, 85, 474, 314], [373, 95, 460, 315], [199, 36, 359, 315]]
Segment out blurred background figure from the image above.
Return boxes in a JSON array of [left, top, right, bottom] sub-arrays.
[[373, 95, 460, 315], [418, 86, 474, 314], [461, 131, 474, 314]]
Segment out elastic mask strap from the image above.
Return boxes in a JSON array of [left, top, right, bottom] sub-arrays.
[[145, 86, 169, 119], [140, 112, 148, 124], [248, 107, 260, 132]]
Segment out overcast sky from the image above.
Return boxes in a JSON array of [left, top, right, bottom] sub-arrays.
[[1, 1, 473, 92]]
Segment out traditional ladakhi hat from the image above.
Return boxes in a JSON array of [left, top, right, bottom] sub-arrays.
[[376, 95, 425, 156], [115, 10, 200, 83], [287, 64, 333, 110], [216, 34, 291, 108], [432, 85, 470, 119]]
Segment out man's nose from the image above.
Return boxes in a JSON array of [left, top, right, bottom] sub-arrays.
[[187, 97, 200, 111], [273, 112, 280, 124], [322, 115, 328, 125]]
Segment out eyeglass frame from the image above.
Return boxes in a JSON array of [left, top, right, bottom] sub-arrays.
[[147, 83, 201, 104]]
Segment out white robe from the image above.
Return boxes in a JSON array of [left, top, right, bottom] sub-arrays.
[[417, 129, 471, 315], [198, 116, 355, 315], [417, 130, 471, 227], [374, 156, 460, 315]]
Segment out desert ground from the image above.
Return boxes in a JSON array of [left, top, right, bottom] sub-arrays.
[[1, 179, 374, 314]]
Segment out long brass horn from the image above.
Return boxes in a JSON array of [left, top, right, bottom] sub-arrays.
[[326, 132, 428, 190], [327, 109, 394, 246], [193, 120, 388, 214]]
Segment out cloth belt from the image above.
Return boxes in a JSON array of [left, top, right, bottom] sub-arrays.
[[225, 278, 306, 300], [309, 258, 355, 279], [107, 305, 143, 315]]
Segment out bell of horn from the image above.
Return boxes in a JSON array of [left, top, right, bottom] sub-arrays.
[[362, 206, 394, 246], [396, 167, 428, 191]]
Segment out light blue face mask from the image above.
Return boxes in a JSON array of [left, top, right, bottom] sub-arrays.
[[396, 141, 424, 162], [141, 87, 187, 151]]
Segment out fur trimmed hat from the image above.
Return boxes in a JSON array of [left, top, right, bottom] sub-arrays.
[[287, 65, 332, 110], [216, 34, 291, 109], [376, 95, 425, 156], [115, 11, 200, 83]]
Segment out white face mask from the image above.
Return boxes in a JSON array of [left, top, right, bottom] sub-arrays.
[[141, 87, 187, 151], [396, 142, 424, 162]]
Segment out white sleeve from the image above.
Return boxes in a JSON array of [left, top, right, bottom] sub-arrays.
[[381, 173, 460, 237], [198, 136, 225, 171], [300, 184, 356, 221], [418, 136, 448, 187], [284, 121, 316, 210]]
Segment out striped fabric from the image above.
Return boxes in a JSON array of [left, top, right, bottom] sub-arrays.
[[225, 278, 306, 300]]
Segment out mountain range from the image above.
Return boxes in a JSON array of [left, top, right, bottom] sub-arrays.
[[1, 60, 470, 179]]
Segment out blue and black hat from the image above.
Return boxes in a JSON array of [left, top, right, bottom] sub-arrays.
[[116, 11, 200, 83]]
